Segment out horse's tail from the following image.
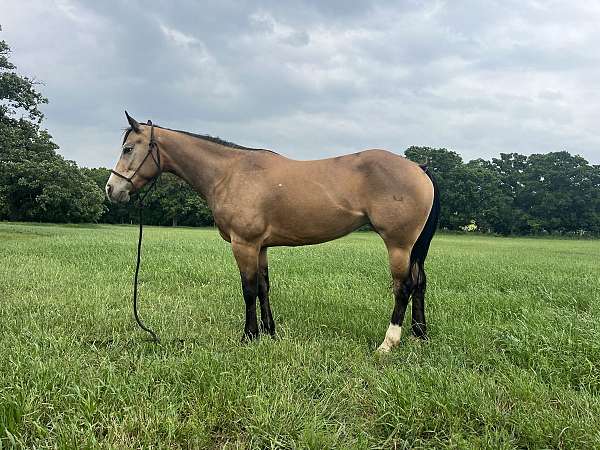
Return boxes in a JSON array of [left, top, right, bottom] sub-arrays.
[[409, 165, 440, 286]]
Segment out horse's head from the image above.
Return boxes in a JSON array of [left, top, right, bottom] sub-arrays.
[[105, 111, 161, 203]]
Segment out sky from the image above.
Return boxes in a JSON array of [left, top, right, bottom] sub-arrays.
[[2, 0, 599, 167]]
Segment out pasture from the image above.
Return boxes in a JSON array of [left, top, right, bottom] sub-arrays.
[[1, 222, 599, 448]]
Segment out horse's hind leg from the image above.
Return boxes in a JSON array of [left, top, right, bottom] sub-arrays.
[[258, 248, 275, 336], [411, 261, 427, 339], [377, 245, 413, 353]]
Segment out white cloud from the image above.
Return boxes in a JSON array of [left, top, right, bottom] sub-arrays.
[[159, 24, 199, 47]]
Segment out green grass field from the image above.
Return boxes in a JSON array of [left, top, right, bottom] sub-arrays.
[[1, 222, 599, 449]]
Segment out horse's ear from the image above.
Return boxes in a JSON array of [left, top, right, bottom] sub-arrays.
[[125, 110, 141, 133]]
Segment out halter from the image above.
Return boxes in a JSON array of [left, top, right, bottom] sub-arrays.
[[111, 120, 162, 190]]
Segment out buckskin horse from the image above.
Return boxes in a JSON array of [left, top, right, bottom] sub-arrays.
[[106, 112, 440, 352]]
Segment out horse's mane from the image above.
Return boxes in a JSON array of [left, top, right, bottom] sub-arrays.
[[124, 124, 277, 154]]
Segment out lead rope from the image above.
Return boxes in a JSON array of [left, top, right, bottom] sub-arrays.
[[130, 121, 161, 343], [132, 182, 160, 343]]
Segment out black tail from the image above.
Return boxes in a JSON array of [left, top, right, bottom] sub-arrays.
[[409, 165, 440, 277]]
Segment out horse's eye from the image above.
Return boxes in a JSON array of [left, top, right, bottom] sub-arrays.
[[123, 146, 133, 154]]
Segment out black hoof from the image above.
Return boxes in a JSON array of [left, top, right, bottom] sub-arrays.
[[241, 331, 259, 343], [266, 329, 277, 339], [259, 318, 276, 336], [260, 326, 276, 338]]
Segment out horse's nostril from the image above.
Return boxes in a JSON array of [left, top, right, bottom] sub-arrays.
[[106, 184, 113, 195]]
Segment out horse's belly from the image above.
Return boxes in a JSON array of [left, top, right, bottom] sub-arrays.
[[264, 204, 368, 246]]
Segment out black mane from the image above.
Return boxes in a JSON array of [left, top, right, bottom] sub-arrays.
[[124, 124, 276, 154]]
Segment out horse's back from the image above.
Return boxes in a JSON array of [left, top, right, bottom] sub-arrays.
[[270, 148, 431, 209], [285, 148, 434, 246]]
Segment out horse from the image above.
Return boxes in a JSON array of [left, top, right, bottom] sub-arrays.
[[106, 112, 440, 352]]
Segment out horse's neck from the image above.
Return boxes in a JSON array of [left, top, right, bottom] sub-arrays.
[[158, 130, 239, 206]]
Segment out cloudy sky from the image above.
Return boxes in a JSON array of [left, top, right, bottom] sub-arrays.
[[2, 0, 600, 167]]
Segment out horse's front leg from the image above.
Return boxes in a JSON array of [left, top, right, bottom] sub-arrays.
[[258, 248, 275, 336], [231, 240, 260, 342]]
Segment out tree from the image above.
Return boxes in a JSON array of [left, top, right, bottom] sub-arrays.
[[2, 156, 105, 222], [518, 152, 600, 234], [0, 30, 104, 223], [405, 147, 600, 235], [488, 153, 533, 234], [0, 31, 46, 124], [457, 159, 515, 234]]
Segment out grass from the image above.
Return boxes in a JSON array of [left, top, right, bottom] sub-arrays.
[[1, 222, 599, 449]]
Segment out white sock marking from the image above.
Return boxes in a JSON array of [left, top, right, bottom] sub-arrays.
[[376, 324, 402, 353]]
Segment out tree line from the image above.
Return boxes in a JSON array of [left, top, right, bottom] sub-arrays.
[[405, 146, 600, 235], [1, 33, 599, 235]]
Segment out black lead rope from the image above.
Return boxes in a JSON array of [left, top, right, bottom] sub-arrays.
[[132, 178, 161, 343], [112, 120, 162, 343]]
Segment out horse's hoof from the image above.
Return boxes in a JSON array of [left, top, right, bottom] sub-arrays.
[[259, 324, 276, 337], [411, 332, 429, 341], [265, 328, 276, 339], [375, 344, 392, 354], [240, 332, 259, 343], [411, 323, 428, 340]]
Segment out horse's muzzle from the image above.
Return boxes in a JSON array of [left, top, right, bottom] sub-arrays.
[[105, 180, 131, 203]]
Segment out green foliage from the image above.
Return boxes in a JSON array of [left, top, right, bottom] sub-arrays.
[[0, 32, 104, 223], [0, 32, 47, 124], [1, 152, 105, 223], [2, 223, 600, 448], [516, 152, 599, 233], [405, 147, 600, 235]]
